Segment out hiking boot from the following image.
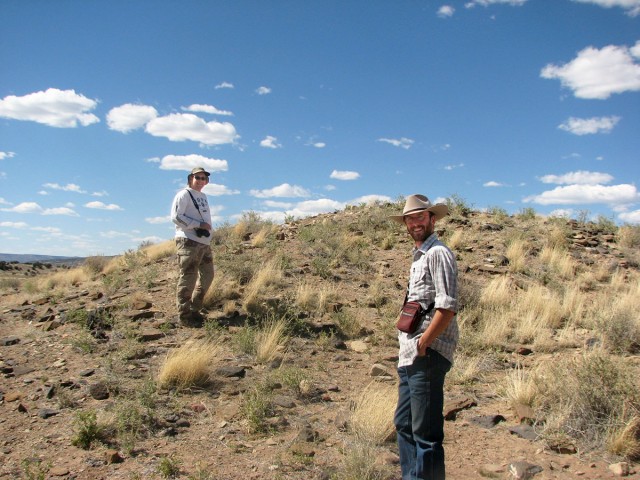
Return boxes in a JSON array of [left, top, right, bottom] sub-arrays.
[[190, 310, 207, 323], [179, 313, 203, 328]]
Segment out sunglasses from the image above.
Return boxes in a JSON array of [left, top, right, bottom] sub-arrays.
[[194, 176, 209, 181]]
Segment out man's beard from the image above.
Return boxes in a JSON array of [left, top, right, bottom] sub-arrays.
[[408, 225, 432, 243]]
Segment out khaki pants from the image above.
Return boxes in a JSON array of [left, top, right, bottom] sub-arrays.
[[175, 238, 214, 318]]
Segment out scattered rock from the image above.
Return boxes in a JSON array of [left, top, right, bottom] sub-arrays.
[[608, 462, 630, 477], [105, 449, 124, 464], [216, 366, 246, 378], [4, 391, 22, 402], [38, 408, 60, 419], [508, 460, 543, 479], [0, 336, 20, 346], [369, 363, 393, 378], [89, 381, 110, 400], [513, 403, 536, 425], [479, 464, 506, 477], [508, 425, 538, 441], [48, 466, 70, 476], [444, 395, 477, 420], [469, 414, 506, 429]]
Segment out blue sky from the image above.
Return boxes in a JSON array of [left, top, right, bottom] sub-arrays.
[[1, 0, 639, 257]]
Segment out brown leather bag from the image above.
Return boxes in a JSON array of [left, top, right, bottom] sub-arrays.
[[396, 301, 424, 333]]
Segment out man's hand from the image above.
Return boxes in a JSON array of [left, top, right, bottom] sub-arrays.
[[417, 308, 455, 356]]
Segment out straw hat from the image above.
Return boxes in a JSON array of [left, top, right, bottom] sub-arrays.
[[389, 194, 449, 224]]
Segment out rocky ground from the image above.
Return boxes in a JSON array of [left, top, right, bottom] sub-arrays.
[[1, 207, 638, 480]]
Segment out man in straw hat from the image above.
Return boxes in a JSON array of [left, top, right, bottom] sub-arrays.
[[390, 194, 459, 480]]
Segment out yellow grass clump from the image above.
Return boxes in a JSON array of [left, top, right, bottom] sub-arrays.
[[255, 317, 288, 364], [141, 240, 176, 261], [349, 382, 398, 445], [157, 339, 221, 391], [242, 258, 283, 313], [506, 238, 528, 273]]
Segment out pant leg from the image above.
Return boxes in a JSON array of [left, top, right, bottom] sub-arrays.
[[191, 245, 214, 312], [176, 238, 199, 317], [395, 365, 416, 480], [395, 350, 451, 480]]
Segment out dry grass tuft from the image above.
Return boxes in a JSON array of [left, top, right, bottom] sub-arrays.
[[141, 240, 176, 261], [255, 317, 288, 364], [350, 382, 397, 444], [607, 412, 640, 460], [540, 245, 576, 280], [157, 339, 221, 391], [506, 238, 528, 273], [39, 267, 90, 290], [242, 259, 282, 313]]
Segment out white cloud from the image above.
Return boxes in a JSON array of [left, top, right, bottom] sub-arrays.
[[445, 163, 465, 170], [84, 201, 123, 211], [484, 181, 504, 187], [287, 198, 345, 217], [145, 215, 171, 224], [539, 170, 614, 185], [348, 194, 393, 205], [203, 183, 240, 196], [0, 151, 15, 160], [263, 200, 294, 209], [256, 86, 272, 95], [260, 135, 282, 149], [377, 137, 415, 149], [619, 209, 640, 223], [145, 113, 238, 145], [250, 183, 311, 198], [42, 207, 79, 216], [312, 142, 326, 148], [330, 170, 360, 181], [466, 0, 528, 6], [0, 88, 99, 128], [159, 154, 229, 173], [571, 0, 640, 17], [100, 230, 131, 239], [0, 197, 11, 205], [541, 41, 640, 99], [438, 5, 455, 17], [524, 183, 639, 205], [548, 209, 574, 219], [215, 82, 234, 89], [42, 182, 87, 193], [181, 104, 233, 116], [558, 116, 621, 135], [107, 104, 158, 132], [32, 226, 62, 233], [3, 202, 43, 213], [0, 221, 28, 228]]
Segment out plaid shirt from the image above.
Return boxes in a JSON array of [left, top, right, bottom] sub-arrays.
[[398, 233, 459, 367]]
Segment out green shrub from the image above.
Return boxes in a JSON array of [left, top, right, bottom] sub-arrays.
[[71, 410, 104, 449]]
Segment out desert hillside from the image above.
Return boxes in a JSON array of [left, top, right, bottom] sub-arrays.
[[1, 199, 639, 480]]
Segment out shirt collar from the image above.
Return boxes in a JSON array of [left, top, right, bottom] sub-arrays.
[[412, 232, 438, 256]]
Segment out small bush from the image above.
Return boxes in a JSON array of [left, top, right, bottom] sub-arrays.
[[534, 351, 640, 452], [71, 410, 104, 449], [83, 255, 110, 275], [157, 454, 182, 479], [333, 440, 388, 480], [240, 385, 274, 434]]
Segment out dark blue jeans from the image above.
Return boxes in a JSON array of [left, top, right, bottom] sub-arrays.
[[394, 349, 451, 480]]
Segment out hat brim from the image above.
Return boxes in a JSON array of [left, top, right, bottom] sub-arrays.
[[390, 204, 449, 224]]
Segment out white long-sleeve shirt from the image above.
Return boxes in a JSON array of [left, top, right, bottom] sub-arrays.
[[171, 188, 212, 245]]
